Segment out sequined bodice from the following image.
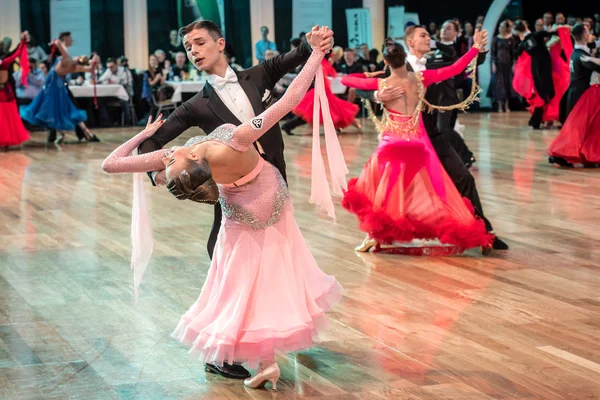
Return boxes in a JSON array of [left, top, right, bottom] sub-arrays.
[[219, 163, 289, 230], [185, 127, 290, 230], [592, 72, 600, 86]]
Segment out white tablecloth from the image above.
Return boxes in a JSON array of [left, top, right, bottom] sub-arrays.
[[68, 84, 129, 101], [166, 80, 206, 103]]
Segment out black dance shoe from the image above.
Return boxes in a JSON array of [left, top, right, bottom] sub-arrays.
[[548, 156, 573, 168], [205, 362, 251, 379]]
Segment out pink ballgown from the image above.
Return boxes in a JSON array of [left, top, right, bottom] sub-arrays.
[[101, 47, 343, 368]]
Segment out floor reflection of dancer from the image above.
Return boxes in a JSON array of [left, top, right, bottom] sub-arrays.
[[0, 31, 30, 150], [341, 33, 494, 255], [102, 27, 343, 392], [20, 38, 98, 145]]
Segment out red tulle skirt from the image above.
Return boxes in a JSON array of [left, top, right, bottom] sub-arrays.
[[512, 40, 570, 122], [342, 114, 493, 250], [293, 86, 358, 129], [0, 99, 30, 147], [548, 85, 600, 164]]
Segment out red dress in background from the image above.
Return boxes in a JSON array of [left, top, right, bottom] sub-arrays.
[[293, 58, 358, 129], [513, 27, 572, 122], [0, 39, 30, 147], [548, 75, 600, 165]]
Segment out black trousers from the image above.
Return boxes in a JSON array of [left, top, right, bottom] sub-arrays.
[[206, 152, 287, 259], [281, 116, 306, 133], [437, 109, 474, 165], [430, 133, 493, 232], [529, 106, 544, 129]]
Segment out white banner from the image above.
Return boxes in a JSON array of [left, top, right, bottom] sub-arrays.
[[387, 6, 405, 39], [345, 8, 372, 49], [50, 0, 91, 57], [292, 0, 332, 38]]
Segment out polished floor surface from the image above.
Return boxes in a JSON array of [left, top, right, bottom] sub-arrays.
[[2, 112, 600, 399]]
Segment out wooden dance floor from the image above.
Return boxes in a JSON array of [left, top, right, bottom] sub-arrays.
[[2, 112, 600, 399]]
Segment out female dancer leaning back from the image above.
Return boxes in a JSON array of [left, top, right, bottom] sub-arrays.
[[101, 26, 342, 391], [20, 38, 98, 145], [340, 30, 494, 255]]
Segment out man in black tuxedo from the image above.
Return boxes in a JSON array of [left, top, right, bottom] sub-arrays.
[[427, 19, 486, 168], [560, 24, 600, 123], [138, 20, 333, 379], [513, 20, 555, 129], [377, 26, 508, 251]]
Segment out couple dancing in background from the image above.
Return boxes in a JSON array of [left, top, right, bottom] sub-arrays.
[[341, 27, 496, 255], [101, 20, 507, 393], [548, 23, 600, 167]]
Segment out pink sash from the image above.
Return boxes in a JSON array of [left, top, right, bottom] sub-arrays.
[[310, 66, 349, 221], [130, 149, 153, 304]]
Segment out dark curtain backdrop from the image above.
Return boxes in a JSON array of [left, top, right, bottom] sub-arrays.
[[19, 0, 123, 60], [91, 0, 124, 58], [224, 0, 252, 68], [147, 1, 179, 54], [274, 0, 364, 53], [19, 0, 50, 55]]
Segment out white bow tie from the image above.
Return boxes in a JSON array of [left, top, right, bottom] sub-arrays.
[[209, 68, 238, 89], [416, 57, 427, 65]]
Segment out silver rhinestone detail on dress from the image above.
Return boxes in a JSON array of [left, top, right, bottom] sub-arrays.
[[219, 170, 289, 230], [184, 124, 236, 147]]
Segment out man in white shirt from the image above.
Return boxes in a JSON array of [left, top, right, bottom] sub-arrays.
[[98, 58, 133, 125]]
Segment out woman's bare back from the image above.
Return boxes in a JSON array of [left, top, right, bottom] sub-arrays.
[[380, 72, 422, 115]]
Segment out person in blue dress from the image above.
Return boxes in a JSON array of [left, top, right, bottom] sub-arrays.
[[20, 39, 98, 145]]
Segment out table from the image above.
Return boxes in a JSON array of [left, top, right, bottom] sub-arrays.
[[166, 80, 206, 103], [68, 84, 129, 101]]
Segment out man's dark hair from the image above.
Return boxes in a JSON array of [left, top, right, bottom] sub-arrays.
[[179, 20, 223, 41], [514, 19, 528, 33], [59, 32, 71, 41], [106, 57, 115, 64], [572, 24, 586, 41]]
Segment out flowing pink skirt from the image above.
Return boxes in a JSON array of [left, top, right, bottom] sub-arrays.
[[171, 200, 342, 368]]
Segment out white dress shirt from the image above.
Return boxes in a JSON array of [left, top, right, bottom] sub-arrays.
[[406, 53, 428, 72], [207, 66, 255, 124]]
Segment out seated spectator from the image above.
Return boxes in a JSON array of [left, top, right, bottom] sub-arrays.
[[170, 52, 189, 80], [154, 49, 167, 70], [14, 58, 45, 105], [98, 57, 133, 125]]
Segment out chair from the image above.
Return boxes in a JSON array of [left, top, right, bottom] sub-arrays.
[[151, 91, 176, 118]]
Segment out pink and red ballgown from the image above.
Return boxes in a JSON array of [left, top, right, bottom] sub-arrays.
[[548, 73, 600, 165], [0, 39, 30, 148], [293, 58, 359, 129], [101, 48, 343, 368], [341, 47, 493, 251]]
